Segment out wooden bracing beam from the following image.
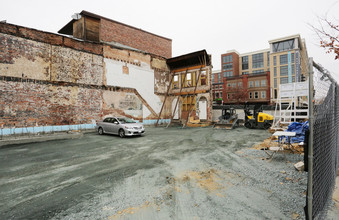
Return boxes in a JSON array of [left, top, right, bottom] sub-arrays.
[[155, 72, 174, 127], [183, 69, 202, 128], [166, 70, 188, 128]]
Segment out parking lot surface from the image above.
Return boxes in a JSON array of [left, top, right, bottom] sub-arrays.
[[0, 127, 307, 219]]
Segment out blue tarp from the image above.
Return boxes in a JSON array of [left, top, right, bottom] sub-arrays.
[[285, 121, 309, 143]]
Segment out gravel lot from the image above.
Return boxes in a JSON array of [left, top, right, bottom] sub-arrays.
[[0, 126, 307, 219]]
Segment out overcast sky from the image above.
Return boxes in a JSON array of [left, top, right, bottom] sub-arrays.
[[1, 0, 338, 81]]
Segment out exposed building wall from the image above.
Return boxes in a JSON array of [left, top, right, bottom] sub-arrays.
[[100, 19, 172, 58], [51, 46, 103, 85], [0, 79, 103, 128], [0, 23, 170, 133], [0, 33, 51, 80], [104, 57, 163, 118], [102, 90, 143, 120]]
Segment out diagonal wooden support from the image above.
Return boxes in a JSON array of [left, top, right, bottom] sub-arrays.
[[134, 89, 158, 117], [155, 72, 174, 127], [167, 70, 188, 128], [183, 69, 202, 128]]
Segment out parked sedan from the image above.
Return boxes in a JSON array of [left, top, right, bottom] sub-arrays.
[[95, 117, 145, 138]]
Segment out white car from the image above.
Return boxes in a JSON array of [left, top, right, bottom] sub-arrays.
[[95, 117, 145, 138]]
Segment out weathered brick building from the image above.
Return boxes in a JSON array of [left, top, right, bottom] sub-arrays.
[[58, 10, 172, 58], [0, 11, 212, 135]]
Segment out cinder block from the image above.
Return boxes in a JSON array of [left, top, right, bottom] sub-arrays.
[[294, 161, 304, 171]]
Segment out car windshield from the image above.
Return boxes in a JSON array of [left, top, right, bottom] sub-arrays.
[[118, 118, 136, 124]]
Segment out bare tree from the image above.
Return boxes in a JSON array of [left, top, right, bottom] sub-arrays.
[[312, 16, 339, 60], [229, 86, 248, 104]]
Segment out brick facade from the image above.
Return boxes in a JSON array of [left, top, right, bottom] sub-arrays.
[[0, 79, 103, 127], [100, 19, 172, 58], [0, 22, 170, 129]]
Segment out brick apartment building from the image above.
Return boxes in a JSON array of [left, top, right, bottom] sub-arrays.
[[212, 34, 309, 105], [211, 70, 223, 101]]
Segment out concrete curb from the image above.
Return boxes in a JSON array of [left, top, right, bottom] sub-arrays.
[[0, 130, 95, 148]]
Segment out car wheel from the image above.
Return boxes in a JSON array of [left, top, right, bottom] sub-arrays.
[[98, 127, 104, 135], [119, 129, 125, 138]]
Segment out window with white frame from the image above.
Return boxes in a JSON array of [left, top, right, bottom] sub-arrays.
[[249, 92, 253, 99], [255, 80, 260, 87], [261, 91, 266, 98], [261, 80, 266, 86], [254, 91, 259, 99]]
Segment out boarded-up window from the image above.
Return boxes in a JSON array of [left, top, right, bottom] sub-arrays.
[[123, 65, 129, 74]]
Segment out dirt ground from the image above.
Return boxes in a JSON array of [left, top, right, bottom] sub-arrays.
[[0, 127, 307, 219]]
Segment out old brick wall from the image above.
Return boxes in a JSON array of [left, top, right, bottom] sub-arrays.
[[0, 33, 104, 85], [100, 19, 172, 58], [0, 23, 172, 129], [0, 33, 51, 80], [51, 46, 103, 85], [0, 79, 103, 127]]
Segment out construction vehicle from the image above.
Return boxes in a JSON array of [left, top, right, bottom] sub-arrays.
[[213, 108, 239, 130], [244, 104, 273, 129]]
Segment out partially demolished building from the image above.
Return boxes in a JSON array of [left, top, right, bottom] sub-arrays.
[[0, 10, 212, 135]]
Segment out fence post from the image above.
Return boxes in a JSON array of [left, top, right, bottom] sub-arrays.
[[306, 57, 314, 220]]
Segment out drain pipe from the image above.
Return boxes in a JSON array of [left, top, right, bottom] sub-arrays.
[[306, 57, 314, 220]]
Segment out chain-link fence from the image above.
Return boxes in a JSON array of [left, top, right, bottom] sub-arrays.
[[305, 60, 339, 219]]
